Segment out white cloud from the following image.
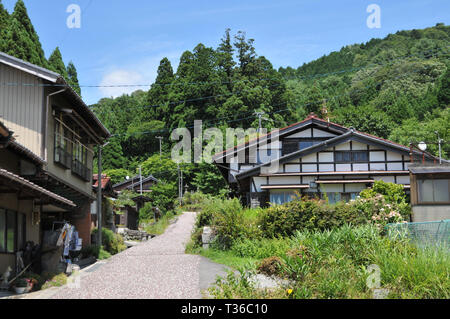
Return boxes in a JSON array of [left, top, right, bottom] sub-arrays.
[[98, 70, 145, 98]]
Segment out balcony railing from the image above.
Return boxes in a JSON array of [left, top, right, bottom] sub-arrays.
[[72, 159, 91, 182], [54, 146, 72, 169]]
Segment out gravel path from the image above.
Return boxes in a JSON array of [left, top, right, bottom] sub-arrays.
[[50, 212, 208, 299]]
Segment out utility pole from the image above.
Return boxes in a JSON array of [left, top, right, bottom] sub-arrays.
[[156, 136, 163, 157], [254, 111, 265, 133], [139, 166, 143, 195], [177, 163, 181, 205], [97, 141, 109, 247], [97, 145, 102, 247], [435, 131, 443, 164]]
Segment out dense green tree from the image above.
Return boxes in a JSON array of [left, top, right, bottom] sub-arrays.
[[9, 0, 47, 67], [0, 1, 9, 50], [67, 61, 81, 96], [437, 67, 450, 107], [234, 31, 256, 76], [48, 47, 68, 78], [102, 138, 127, 170]]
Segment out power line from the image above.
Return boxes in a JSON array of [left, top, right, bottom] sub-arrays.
[[87, 46, 450, 113], [2, 46, 448, 90], [107, 61, 436, 138]]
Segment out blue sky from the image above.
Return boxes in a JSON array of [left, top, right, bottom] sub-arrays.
[[3, 0, 450, 104]]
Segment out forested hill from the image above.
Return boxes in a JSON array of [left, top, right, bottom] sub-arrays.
[[279, 23, 450, 77], [92, 24, 449, 179], [0, 0, 81, 95]]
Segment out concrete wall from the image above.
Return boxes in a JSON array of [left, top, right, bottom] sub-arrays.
[[412, 205, 450, 222]]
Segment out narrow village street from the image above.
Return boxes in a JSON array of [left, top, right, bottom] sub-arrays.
[[21, 212, 228, 299]]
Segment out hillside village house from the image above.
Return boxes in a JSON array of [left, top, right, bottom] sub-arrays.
[[213, 113, 444, 221], [112, 175, 157, 230], [0, 121, 77, 273], [0, 52, 110, 272]]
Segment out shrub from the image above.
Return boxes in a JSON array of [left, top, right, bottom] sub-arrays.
[[257, 256, 286, 277], [210, 198, 262, 250], [80, 245, 100, 259], [259, 190, 410, 238], [92, 228, 126, 255]]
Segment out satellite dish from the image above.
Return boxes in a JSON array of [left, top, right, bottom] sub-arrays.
[[418, 142, 427, 152]]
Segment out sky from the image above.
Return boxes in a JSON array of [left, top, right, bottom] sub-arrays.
[[3, 0, 450, 105]]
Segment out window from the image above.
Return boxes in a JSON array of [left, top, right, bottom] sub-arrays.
[[0, 209, 23, 253], [270, 192, 297, 205], [54, 120, 72, 168], [72, 140, 90, 181], [335, 151, 369, 163], [418, 179, 450, 203], [322, 192, 359, 204], [282, 140, 321, 156]]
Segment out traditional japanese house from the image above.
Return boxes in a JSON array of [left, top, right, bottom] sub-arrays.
[[0, 121, 76, 273], [213, 113, 440, 207], [91, 174, 117, 233], [113, 175, 158, 194], [0, 52, 110, 250]]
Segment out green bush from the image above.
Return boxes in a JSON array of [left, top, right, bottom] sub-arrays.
[[259, 188, 410, 238], [92, 228, 126, 255]]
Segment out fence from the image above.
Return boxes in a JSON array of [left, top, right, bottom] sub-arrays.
[[385, 220, 450, 248]]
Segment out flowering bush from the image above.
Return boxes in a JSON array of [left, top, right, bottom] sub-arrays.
[[349, 194, 408, 229]]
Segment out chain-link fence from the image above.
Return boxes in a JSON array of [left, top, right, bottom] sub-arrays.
[[385, 220, 450, 248]]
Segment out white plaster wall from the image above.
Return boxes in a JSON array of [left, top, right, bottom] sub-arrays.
[[313, 128, 336, 137], [352, 141, 367, 150], [370, 151, 385, 161], [387, 163, 403, 171], [371, 163, 386, 171], [319, 164, 334, 172], [353, 163, 369, 171], [302, 164, 317, 172], [286, 129, 312, 138], [335, 142, 351, 151], [336, 164, 352, 171], [319, 152, 333, 162]]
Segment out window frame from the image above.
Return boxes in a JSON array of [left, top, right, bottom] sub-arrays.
[[335, 151, 369, 163], [0, 208, 24, 254], [417, 178, 450, 205]]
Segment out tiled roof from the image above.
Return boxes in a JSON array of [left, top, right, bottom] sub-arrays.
[[0, 168, 75, 207], [93, 174, 111, 189]]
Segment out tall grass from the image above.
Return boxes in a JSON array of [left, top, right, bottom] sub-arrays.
[[209, 224, 450, 299]]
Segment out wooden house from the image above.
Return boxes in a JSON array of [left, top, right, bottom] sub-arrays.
[[213, 113, 440, 207], [0, 121, 75, 273], [0, 52, 110, 253]]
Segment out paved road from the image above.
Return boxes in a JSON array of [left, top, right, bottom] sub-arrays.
[[42, 212, 229, 299]]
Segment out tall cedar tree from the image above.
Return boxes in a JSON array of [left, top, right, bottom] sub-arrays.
[[67, 61, 81, 96], [9, 0, 47, 67], [0, 1, 9, 50], [48, 47, 68, 79]]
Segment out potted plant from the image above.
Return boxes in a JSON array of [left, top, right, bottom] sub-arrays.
[[13, 278, 32, 294]]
